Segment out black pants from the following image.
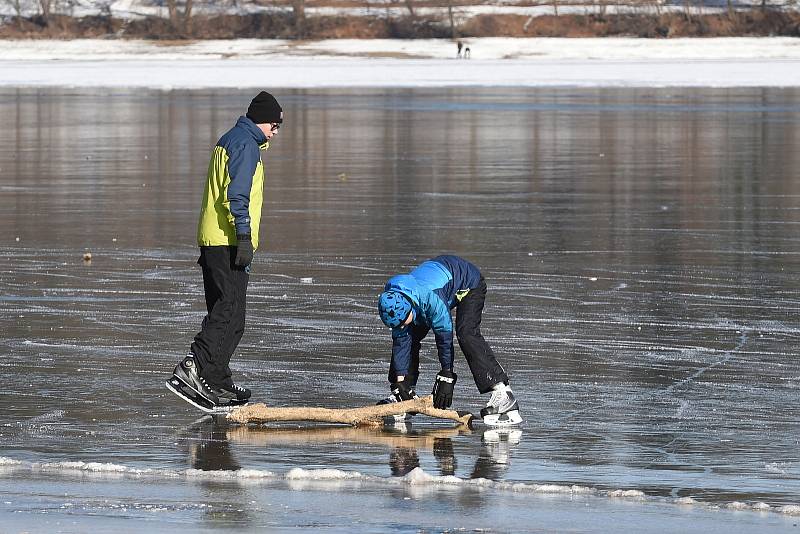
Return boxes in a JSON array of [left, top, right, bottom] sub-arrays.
[[190, 246, 249, 388], [455, 278, 509, 394], [390, 278, 509, 394]]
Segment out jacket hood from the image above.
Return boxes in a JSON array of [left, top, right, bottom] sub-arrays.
[[385, 275, 421, 307], [236, 115, 269, 147]]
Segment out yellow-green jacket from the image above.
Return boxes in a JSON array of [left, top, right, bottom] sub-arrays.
[[197, 116, 269, 250]]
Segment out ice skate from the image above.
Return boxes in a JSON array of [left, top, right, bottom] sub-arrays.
[[166, 355, 247, 414], [376, 382, 419, 423], [480, 383, 522, 426], [216, 381, 252, 405], [377, 393, 414, 423]]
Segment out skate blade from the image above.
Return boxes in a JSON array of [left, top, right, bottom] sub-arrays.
[[482, 409, 523, 427], [165, 377, 230, 415]]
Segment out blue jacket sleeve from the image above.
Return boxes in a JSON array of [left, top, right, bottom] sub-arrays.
[[226, 143, 259, 236], [434, 331, 454, 370], [428, 295, 454, 370], [391, 329, 412, 377]]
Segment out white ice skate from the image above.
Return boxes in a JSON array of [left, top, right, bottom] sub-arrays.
[[480, 384, 523, 426], [377, 393, 414, 423]]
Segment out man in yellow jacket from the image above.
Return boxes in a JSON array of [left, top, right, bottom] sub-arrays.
[[166, 91, 283, 413]]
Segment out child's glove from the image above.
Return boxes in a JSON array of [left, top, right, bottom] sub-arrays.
[[390, 381, 418, 402], [432, 369, 457, 409]]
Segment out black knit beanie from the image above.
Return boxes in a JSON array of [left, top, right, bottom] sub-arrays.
[[246, 91, 283, 124]]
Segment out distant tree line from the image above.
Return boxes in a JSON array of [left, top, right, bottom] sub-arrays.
[[1, 0, 799, 37]]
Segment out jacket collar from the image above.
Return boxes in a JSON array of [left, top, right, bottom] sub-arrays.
[[236, 115, 268, 147]]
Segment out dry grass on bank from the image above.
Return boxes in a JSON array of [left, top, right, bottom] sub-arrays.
[[1, 9, 799, 39]]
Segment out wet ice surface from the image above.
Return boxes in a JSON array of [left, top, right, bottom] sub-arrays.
[[1, 87, 800, 531]]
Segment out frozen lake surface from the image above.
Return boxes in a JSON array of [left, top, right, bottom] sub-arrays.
[[1, 87, 800, 531]]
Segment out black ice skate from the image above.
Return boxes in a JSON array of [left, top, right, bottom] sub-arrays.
[[376, 383, 419, 423], [166, 355, 247, 414], [480, 384, 523, 426], [377, 394, 413, 423], [215, 381, 252, 404]]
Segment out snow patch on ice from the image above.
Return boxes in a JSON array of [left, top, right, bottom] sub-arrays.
[[608, 489, 646, 499], [402, 470, 632, 498], [185, 468, 277, 479], [40, 461, 141, 473], [402, 467, 437, 484], [286, 467, 363, 480], [727, 501, 749, 510], [524, 483, 589, 494]]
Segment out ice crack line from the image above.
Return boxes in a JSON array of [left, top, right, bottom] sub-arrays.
[[662, 329, 748, 396], [545, 330, 749, 426]]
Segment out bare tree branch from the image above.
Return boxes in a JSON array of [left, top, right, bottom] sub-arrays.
[[227, 395, 475, 428]]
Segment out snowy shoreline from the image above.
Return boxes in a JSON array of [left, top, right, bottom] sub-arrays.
[[1, 37, 800, 88]]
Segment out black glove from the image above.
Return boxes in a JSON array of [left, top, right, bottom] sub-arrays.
[[390, 380, 417, 402], [234, 234, 254, 268], [432, 369, 457, 409]]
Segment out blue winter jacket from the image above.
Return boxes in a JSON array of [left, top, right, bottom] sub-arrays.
[[385, 255, 482, 375]]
